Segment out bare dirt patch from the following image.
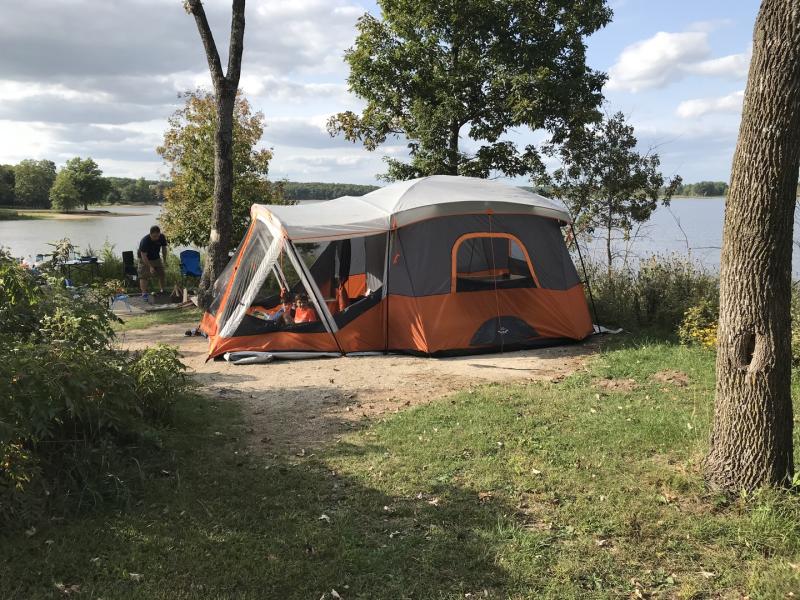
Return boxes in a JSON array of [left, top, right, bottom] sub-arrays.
[[652, 370, 690, 387], [593, 377, 638, 392], [119, 323, 600, 455]]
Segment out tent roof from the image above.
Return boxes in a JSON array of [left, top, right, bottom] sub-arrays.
[[253, 175, 571, 241]]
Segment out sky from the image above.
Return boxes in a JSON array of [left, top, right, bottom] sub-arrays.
[[0, 0, 759, 185]]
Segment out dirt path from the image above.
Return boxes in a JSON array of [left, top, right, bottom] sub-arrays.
[[119, 323, 600, 454]]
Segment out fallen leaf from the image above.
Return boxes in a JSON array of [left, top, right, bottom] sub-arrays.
[[699, 570, 716, 579]]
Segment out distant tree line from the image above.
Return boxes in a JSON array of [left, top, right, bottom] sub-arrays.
[[104, 177, 169, 204], [673, 181, 729, 197], [0, 158, 169, 211], [281, 181, 379, 200]]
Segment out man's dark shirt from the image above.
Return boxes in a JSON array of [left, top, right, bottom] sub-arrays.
[[138, 234, 167, 261]]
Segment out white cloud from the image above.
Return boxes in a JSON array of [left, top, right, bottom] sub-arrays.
[[0, 120, 56, 163], [607, 30, 749, 92], [676, 90, 745, 118], [688, 53, 750, 78]]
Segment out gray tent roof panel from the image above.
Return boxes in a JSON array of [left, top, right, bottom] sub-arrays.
[[255, 175, 571, 241]]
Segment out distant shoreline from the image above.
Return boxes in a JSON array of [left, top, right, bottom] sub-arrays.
[[0, 205, 157, 220]]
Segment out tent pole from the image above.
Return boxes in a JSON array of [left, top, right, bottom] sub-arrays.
[[383, 231, 391, 354], [570, 222, 601, 334]]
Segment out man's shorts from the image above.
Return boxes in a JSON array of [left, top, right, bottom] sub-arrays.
[[138, 258, 166, 279]]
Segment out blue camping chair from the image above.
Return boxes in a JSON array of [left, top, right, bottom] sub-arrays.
[[179, 249, 202, 281]]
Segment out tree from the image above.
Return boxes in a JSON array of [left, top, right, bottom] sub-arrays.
[[14, 159, 56, 208], [49, 169, 81, 212], [704, 1, 800, 492], [158, 90, 285, 248], [120, 178, 156, 204], [103, 185, 122, 204], [327, 0, 611, 181], [62, 157, 107, 210], [0, 165, 14, 206], [184, 0, 246, 309], [541, 112, 680, 272]]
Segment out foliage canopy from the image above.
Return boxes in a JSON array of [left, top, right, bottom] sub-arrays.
[[540, 112, 680, 269], [327, 0, 612, 181], [14, 159, 56, 208], [158, 90, 287, 249]]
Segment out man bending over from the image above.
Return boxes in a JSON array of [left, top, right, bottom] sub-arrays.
[[138, 225, 168, 300]]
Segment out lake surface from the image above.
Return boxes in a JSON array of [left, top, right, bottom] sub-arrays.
[[1, 205, 165, 261], [1, 197, 798, 274]]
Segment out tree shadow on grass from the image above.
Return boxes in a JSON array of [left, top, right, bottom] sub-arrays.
[[2, 401, 526, 600]]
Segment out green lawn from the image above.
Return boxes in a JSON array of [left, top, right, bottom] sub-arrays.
[[3, 340, 800, 599], [0, 208, 44, 220], [113, 307, 203, 332]]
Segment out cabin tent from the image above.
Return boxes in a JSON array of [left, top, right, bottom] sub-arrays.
[[200, 175, 594, 358]]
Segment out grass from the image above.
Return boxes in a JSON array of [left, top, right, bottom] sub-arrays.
[[2, 339, 800, 598], [0, 208, 44, 220], [113, 306, 203, 332]]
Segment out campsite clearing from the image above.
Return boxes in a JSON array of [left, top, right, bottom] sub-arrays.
[[6, 339, 800, 599], [119, 323, 600, 453]]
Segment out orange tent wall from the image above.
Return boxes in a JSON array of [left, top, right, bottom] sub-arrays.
[[203, 283, 592, 358]]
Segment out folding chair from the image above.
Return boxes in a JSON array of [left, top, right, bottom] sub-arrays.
[[179, 250, 202, 301], [122, 250, 138, 289], [180, 250, 202, 280]]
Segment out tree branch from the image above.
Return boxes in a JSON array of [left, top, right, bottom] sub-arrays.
[[185, 0, 225, 84], [227, 0, 246, 86]]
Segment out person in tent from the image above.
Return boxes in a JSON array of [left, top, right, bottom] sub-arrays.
[[273, 291, 295, 327], [293, 293, 318, 323]]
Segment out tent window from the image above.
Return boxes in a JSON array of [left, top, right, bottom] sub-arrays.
[[451, 233, 539, 293], [305, 234, 387, 325]]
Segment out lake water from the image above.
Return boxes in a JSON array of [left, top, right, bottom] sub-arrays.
[[1, 205, 165, 262], [1, 197, 798, 274]]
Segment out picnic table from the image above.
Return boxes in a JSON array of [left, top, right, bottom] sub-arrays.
[[60, 258, 102, 282]]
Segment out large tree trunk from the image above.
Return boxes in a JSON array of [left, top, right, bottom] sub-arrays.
[[187, 0, 245, 310], [446, 120, 460, 175], [705, 0, 800, 492], [199, 88, 237, 305]]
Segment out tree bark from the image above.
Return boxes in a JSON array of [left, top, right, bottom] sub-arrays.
[[705, 0, 800, 492], [606, 200, 613, 276], [447, 121, 460, 175], [186, 0, 246, 310]]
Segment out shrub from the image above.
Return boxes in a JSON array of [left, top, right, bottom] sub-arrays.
[[131, 345, 188, 423], [677, 299, 718, 348], [0, 252, 189, 527], [677, 287, 800, 364], [583, 254, 719, 334]]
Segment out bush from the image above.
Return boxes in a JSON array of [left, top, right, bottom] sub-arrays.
[[584, 254, 719, 334], [131, 345, 188, 423], [0, 251, 189, 526], [677, 286, 800, 364], [677, 299, 718, 348]]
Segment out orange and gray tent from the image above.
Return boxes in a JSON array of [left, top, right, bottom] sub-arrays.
[[200, 175, 594, 359]]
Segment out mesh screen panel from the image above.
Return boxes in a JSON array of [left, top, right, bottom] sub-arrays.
[[216, 221, 280, 337]]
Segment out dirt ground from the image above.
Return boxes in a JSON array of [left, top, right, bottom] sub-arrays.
[[120, 323, 600, 455]]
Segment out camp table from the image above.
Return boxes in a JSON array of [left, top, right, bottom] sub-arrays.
[[61, 258, 102, 282]]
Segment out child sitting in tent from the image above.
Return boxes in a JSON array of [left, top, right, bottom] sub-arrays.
[[293, 293, 319, 323], [275, 292, 295, 327]]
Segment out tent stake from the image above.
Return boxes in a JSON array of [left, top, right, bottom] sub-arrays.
[[570, 222, 601, 334]]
